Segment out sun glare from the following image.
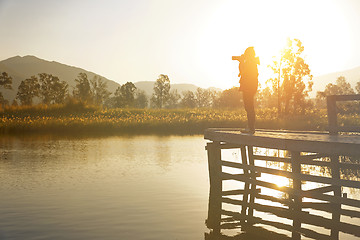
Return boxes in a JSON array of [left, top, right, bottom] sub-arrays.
[[197, 0, 299, 90]]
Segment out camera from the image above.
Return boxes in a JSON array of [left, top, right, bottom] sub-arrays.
[[232, 55, 244, 61]]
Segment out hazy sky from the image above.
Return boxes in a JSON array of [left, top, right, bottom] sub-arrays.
[[1, 0, 360, 89]]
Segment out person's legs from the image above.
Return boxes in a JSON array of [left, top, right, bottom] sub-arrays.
[[243, 91, 255, 132]]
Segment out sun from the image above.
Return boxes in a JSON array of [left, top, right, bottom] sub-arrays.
[[195, 0, 293, 90]]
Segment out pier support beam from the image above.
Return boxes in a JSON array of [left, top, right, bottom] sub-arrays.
[[206, 141, 222, 235]]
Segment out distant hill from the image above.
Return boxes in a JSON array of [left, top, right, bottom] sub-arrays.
[[0, 55, 120, 102], [312, 66, 360, 97], [0, 55, 221, 102]]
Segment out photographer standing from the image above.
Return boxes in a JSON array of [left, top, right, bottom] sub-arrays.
[[236, 47, 260, 134]]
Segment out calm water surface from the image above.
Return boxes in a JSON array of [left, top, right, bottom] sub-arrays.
[[1, 136, 359, 240], [0, 136, 210, 240]]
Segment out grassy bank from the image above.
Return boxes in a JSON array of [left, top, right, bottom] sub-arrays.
[[1, 104, 358, 136]]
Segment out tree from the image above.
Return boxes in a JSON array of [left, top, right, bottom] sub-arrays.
[[134, 90, 148, 108], [114, 82, 137, 108], [16, 76, 40, 105], [38, 73, 68, 104], [90, 75, 111, 106], [73, 73, 92, 103], [210, 90, 221, 108], [151, 74, 170, 108], [0, 72, 13, 107], [0, 72, 12, 90], [166, 89, 181, 108], [0, 94, 8, 107], [256, 86, 277, 109], [356, 81, 360, 94], [217, 87, 243, 109], [195, 88, 213, 108], [268, 38, 313, 115], [316, 76, 355, 109], [180, 90, 196, 108]]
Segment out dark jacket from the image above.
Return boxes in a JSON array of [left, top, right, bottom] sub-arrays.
[[239, 56, 260, 94]]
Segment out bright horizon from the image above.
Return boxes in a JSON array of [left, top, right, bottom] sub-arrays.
[[1, 0, 360, 90]]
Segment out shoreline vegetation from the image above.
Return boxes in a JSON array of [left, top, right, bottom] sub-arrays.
[[1, 103, 358, 137]]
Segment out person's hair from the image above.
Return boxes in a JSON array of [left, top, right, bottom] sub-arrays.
[[244, 47, 255, 58]]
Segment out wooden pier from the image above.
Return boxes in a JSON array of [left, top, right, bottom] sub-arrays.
[[204, 129, 360, 240]]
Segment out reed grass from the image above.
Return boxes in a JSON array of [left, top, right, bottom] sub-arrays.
[[1, 104, 357, 136]]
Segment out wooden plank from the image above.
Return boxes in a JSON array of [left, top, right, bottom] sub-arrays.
[[304, 185, 334, 194], [302, 202, 332, 211], [222, 173, 247, 180], [300, 153, 328, 161], [300, 160, 360, 170], [300, 159, 331, 167], [302, 202, 360, 218], [255, 153, 360, 170], [222, 189, 260, 196], [332, 94, 360, 101], [338, 126, 360, 133], [206, 128, 330, 135], [253, 154, 291, 163], [339, 162, 360, 170], [341, 208, 360, 218]]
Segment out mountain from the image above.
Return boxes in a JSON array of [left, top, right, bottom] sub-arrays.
[[0, 55, 120, 102], [0, 55, 222, 102], [312, 66, 360, 97]]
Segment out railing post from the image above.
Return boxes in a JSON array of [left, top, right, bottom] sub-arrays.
[[327, 95, 338, 135], [240, 145, 250, 225], [330, 155, 341, 239], [247, 145, 256, 224], [291, 151, 302, 240]]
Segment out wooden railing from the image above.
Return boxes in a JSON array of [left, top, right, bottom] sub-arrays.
[[327, 94, 360, 134], [205, 141, 360, 240]]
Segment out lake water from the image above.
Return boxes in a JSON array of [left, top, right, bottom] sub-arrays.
[[1, 135, 359, 240], [0, 136, 210, 240]]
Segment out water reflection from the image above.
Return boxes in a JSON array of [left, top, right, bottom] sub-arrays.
[[205, 146, 360, 240], [0, 135, 209, 240]]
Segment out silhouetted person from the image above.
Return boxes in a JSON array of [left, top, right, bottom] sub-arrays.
[[234, 47, 260, 134]]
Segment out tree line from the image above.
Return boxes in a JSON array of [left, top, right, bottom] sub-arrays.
[[1, 38, 360, 113], [0, 71, 225, 109]]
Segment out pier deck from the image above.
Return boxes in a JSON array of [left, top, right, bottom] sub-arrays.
[[204, 128, 360, 240], [205, 128, 360, 156]]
